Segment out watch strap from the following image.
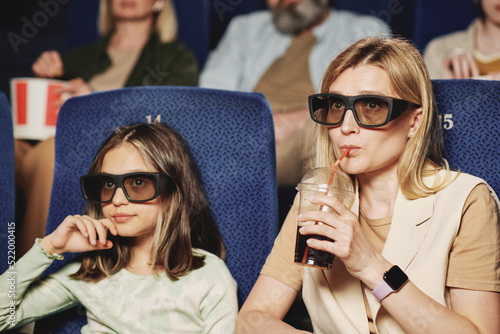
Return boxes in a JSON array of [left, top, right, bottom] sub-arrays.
[[372, 279, 394, 301]]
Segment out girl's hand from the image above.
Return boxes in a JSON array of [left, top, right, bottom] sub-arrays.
[[32, 50, 64, 78], [39, 215, 118, 256], [298, 194, 389, 287]]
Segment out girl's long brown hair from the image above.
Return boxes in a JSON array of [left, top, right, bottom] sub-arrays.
[[72, 123, 225, 281]]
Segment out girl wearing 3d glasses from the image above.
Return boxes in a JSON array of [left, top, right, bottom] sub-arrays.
[[237, 36, 500, 333], [0, 123, 237, 333]]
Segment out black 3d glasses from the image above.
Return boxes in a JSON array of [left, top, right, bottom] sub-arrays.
[[80, 172, 172, 204], [309, 93, 420, 128]]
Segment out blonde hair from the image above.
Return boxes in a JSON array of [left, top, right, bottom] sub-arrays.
[[98, 0, 178, 42], [315, 36, 454, 199]]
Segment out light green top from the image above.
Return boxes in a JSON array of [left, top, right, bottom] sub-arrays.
[[0, 242, 238, 333]]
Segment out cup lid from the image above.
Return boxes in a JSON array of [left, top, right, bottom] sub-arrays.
[[298, 167, 354, 193]]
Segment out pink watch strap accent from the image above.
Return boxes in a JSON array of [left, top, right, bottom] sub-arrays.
[[372, 280, 393, 301]]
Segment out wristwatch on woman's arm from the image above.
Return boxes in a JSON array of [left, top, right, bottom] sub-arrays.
[[372, 265, 408, 301]]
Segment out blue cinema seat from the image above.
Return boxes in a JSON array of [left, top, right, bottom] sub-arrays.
[[433, 79, 500, 195], [34, 86, 279, 333], [0, 92, 15, 275]]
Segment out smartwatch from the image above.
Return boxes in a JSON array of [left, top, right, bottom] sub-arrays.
[[372, 265, 408, 301]]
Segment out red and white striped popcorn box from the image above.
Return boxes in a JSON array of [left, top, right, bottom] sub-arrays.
[[10, 77, 67, 140]]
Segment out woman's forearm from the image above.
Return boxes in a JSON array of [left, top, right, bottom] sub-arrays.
[[381, 282, 499, 334]]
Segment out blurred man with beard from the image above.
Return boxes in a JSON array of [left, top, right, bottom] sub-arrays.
[[200, 0, 389, 187]]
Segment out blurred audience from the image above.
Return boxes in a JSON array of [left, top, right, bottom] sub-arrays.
[[424, 0, 500, 79]]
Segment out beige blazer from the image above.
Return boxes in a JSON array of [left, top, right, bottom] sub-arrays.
[[302, 171, 499, 333]]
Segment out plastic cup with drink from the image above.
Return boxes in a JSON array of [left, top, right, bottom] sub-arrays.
[[294, 150, 355, 269]]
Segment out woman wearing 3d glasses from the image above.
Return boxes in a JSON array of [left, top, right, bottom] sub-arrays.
[[236, 36, 500, 333], [0, 123, 237, 332]]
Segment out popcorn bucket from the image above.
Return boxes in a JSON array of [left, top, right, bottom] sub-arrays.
[[10, 77, 66, 140]]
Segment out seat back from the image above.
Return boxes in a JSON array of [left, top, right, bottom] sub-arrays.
[[413, 0, 476, 51], [432, 79, 500, 195], [63, 0, 100, 50], [173, 0, 211, 68], [0, 91, 15, 274], [36, 86, 279, 333]]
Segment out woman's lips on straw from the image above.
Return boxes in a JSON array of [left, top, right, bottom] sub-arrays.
[[341, 145, 359, 155]]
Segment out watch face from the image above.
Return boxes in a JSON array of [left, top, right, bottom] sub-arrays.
[[384, 266, 408, 290]]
